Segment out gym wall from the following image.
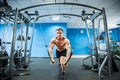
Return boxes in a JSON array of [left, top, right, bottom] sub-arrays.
[[67, 28, 95, 55], [117, 27, 120, 42], [102, 27, 120, 42], [0, 23, 120, 57], [109, 27, 120, 42]]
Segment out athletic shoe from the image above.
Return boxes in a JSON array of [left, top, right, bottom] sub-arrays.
[[60, 71, 66, 79], [58, 63, 61, 66]]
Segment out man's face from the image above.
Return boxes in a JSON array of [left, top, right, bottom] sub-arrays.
[[56, 30, 63, 39]]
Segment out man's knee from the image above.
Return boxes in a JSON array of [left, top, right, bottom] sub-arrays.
[[60, 60, 65, 66], [60, 62, 64, 65]]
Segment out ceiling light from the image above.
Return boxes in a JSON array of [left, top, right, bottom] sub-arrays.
[[86, 19, 91, 24], [51, 15, 60, 21]]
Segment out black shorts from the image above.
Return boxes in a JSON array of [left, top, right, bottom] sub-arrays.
[[56, 49, 67, 58]]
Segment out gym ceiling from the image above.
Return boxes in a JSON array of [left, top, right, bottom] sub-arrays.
[[2, 0, 120, 29]]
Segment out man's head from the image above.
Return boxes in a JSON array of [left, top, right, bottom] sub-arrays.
[[56, 28, 63, 39]]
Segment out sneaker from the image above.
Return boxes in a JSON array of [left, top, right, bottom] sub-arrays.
[[60, 71, 66, 79], [58, 63, 61, 66]]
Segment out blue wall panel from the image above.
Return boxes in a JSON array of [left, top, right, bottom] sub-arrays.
[[101, 27, 120, 43], [107, 27, 120, 42], [109, 28, 118, 41], [67, 28, 95, 55], [117, 27, 120, 41]]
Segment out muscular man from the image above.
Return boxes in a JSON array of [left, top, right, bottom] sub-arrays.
[[48, 28, 71, 78]]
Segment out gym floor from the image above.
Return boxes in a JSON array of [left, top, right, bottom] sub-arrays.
[[12, 58, 120, 80]]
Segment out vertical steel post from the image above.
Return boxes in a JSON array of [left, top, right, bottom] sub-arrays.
[[102, 7, 112, 77], [92, 20, 98, 66], [9, 8, 18, 75], [24, 23, 29, 63], [29, 21, 35, 62], [84, 19, 94, 67]]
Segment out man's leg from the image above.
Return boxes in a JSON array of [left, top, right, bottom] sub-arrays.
[[58, 58, 61, 66], [56, 50, 61, 66], [60, 56, 66, 78]]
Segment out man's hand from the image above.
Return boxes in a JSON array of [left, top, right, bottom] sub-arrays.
[[50, 60, 55, 64]]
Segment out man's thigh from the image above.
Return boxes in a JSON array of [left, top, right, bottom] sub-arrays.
[[60, 56, 66, 63]]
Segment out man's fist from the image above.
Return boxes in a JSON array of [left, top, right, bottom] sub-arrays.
[[51, 60, 55, 64]]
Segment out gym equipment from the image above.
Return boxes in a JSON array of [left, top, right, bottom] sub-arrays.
[[14, 20, 26, 69], [0, 15, 12, 80], [22, 64, 28, 69], [14, 50, 24, 68], [13, 18, 30, 71], [0, 38, 1, 46], [0, 50, 8, 68], [28, 14, 38, 62], [0, 50, 10, 80], [17, 34, 25, 41], [81, 11, 95, 69], [10, 9, 38, 76], [9, 8, 19, 77], [14, 49, 29, 69], [80, 9, 112, 80], [0, 4, 37, 78], [0, 49, 9, 78], [0, 6, 13, 79], [0, 49, 9, 77]]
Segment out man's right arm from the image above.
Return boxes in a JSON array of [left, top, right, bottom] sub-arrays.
[[48, 38, 55, 64]]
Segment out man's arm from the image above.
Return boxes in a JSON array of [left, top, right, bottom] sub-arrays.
[[48, 38, 55, 64], [65, 39, 72, 65]]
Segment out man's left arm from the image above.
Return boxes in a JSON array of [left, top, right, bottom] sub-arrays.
[[65, 39, 72, 65]]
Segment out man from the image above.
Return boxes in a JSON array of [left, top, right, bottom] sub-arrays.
[[48, 28, 71, 79]]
